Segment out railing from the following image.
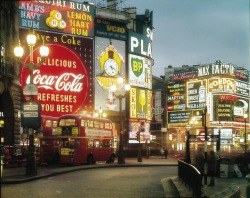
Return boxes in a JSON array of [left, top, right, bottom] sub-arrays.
[[178, 159, 202, 197]]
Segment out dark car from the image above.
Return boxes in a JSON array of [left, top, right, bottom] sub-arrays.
[[3, 146, 27, 167]]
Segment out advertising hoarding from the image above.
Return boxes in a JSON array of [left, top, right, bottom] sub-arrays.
[[167, 82, 186, 111], [213, 94, 249, 122], [129, 25, 153, 58], [95, 18, 127, 40], [129, 54, 152, 89], [94, 37, 126, 111], [19, 0, 94, 37], [208, 77, 236, 93], [130, 88, 152, 120], [128, 120, 150, 143], [186, 80, 207, 109], [19, 29, 94, 117]]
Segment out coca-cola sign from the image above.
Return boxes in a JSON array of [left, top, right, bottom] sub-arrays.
[[20, 37, 93, 117]]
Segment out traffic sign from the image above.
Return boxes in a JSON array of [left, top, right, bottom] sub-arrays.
[[23, 84, 38, 95], [198, 131, 205, 142]]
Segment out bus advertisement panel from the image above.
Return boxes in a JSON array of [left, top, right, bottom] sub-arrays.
[[39, 114, 115, 164]]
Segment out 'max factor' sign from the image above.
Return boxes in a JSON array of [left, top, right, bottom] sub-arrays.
[[198, 62, 235, 77]]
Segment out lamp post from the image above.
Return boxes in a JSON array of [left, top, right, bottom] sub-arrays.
[[186, 124, 191, 164], [14, 29, 49, 176], [94, 107, 107, 118], [216, 122, 222, 177], [110, 77, 130, 164], [244, 113, 248, 154]]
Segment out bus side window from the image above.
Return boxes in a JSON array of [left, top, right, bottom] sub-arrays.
[[88, 140, 94, 148], [99, 122, 104, 129], [89, 121, 94, 128], [81, 120, 86, 127], [94, 121, 100, 128], [104, 123, 111, 129], [95, 141, 99, 148]]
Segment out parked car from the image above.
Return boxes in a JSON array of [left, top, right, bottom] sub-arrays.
[[3, 146, 27, 167]]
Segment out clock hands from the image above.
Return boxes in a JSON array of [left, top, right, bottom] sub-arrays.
[[110, 65, 117, 71]]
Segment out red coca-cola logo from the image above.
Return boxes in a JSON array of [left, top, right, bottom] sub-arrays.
[[20, 44, 89, 117]]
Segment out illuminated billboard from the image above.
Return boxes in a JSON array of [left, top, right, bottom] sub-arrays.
[[167, 82, 186, 111], [19, 29, 94, 117], [186, 80, 207, 109], [129, 54, 152, 89], [128, 120, 150, 143], [130, 87, 152, 120], [213, 94, 249, 122], [94, 37, 126, 111], [129, 25, 153, 58], [19, 0, 94, 37], [208, 78, 236, 93], [95, 18, 127, 40]]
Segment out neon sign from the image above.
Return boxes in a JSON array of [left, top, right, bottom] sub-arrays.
[[19, 29, 94, 117]]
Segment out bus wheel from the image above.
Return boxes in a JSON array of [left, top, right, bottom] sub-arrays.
[[107, 154, 115, 163], [87, 154, 94, 165]]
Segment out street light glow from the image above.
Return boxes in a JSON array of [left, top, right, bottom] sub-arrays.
[[26, 30, 37, 45], [14, 29, 49, 176]]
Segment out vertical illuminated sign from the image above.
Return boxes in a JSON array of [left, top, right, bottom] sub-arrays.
[[130, 87, 152, 120]]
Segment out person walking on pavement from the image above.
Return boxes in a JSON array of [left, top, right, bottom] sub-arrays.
[[160, 148, 165, 158], [194, 147, 204, 179], [208, 150, 216, 186], [164, 148, 168, 159]]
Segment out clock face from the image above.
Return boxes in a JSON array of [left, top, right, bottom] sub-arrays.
[[104, 59, 118, 76]]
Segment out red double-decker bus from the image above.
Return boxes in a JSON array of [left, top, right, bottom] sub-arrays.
[[39, 114, 116, 165], [40, 116, 59, 136]]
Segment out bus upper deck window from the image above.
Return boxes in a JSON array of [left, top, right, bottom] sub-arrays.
[[94, 121, 100, 128], [52, 121, 57, 127], [45, 120, 52, 127], [89, 121, 93, 128], [105, 123, 111, 129], [81, 120, 86, 127]]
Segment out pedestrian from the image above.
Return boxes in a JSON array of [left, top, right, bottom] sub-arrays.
[[164, 148, 168, 159], [207, 150, 216, 186], [160, 148, 165, 158], [194, 148, 204, 177]]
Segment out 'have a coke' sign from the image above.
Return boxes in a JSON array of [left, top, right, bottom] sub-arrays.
[[20, 43, 91, 117]]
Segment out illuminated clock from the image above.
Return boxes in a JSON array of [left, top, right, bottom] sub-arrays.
[[104, 59, 119, 76]]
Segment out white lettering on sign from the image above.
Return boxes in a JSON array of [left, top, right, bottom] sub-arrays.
[[208, 78, 235, 92], [198, 64, 235, 76], [130, 37, 152, 58], [27, 70, 84, 92], [146, 28, 153, 41], [85, 128, 112, 137]]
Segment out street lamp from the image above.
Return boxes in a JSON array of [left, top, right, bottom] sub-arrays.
[[110, 77, 130, 164], [94, 107, 107, 118], [14, 29, 49, 176], [216, 122, 222, 177], [244, 113, 248, 154], [185, 117, 197, 164], [186, 124, 191, 164]]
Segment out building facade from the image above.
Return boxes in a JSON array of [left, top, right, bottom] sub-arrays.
[[165, 61, 250, 155], [0, 1, 21, 145], [0, 0, 154, 158]]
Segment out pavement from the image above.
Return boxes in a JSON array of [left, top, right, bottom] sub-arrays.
[[1, 156, 249, 198]]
